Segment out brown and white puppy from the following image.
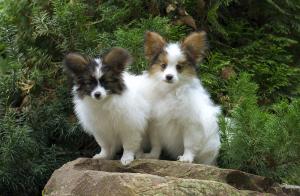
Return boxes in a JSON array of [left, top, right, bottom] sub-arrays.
[[142, 32, 221, 164], [64, 48, 150, 165]]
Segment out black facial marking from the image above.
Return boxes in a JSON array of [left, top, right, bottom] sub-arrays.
[[64, 55, 99, 99], [76, 75, 98, 98], [64, 48, 131, 99], [75, 60, 126, 98], [70, 59, 98, 98], [100, 65, 125, 94], [99, 47, 131, 95], [99, 78, 108, 89], [176, 64, 183, 72]]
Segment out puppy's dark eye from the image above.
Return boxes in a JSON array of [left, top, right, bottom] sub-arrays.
[[161, 64, 167, 70], [176, 64, 183, 72], [84, 80, 93, 86], [99, 78, 107, 88], [88, 78, 97, 85]]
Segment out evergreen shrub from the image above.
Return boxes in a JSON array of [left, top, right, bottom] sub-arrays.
[[0, 0, 299, 195]]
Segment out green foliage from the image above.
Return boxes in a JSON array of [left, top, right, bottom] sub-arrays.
[[206, 0, 237, 36], [0, 111, 56, 196], [239, 0, 300, 35], [0, 0, 299, 195], [219, 74, 300, 184], [0, 71, 97, 195], [0, 71, 22, 111], [95, 0, 148, 32], [229, 34, 299, 101], [201, 20, 300, 105]]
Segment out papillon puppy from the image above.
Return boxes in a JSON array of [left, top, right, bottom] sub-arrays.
[[142, 31, 221, 164], [64, 48, 150, 165]]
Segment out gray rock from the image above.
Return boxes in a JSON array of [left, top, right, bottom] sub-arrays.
[[43, 158, 290, 196]]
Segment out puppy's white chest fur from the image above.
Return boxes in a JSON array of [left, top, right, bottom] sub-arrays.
[[73, 73, 150, 164], [143, 31, 220, 164], [147, 78, 221, 164], [64, 48, 149, 165]]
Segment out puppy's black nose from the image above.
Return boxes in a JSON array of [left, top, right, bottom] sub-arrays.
[[94, 92, 101, 99], [166, 74, 173, 81]]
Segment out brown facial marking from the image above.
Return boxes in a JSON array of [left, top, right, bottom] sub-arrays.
[[148, 51, 168, 75], [181, 63, 197, 77], [144, 31, 206, 79], [144, 31, 166, 61], [182, 31, 207, 63], [176, 60, 197, 77]]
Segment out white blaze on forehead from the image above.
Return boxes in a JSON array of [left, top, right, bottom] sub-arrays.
[[95, 58, 101, 65], [165, 43, 185, 65], [94, 58, 103, 79]]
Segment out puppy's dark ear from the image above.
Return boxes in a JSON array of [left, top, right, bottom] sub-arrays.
[[144, 31, 166, 61], [103, 47, 132, 74], [64, 53, 89, 78], [182, 31, 207, 63]]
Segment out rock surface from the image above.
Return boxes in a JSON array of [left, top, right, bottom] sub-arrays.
[[43, 158, 293, 196]]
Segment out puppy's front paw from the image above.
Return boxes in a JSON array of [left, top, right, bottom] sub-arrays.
[[93, 152, 108, 159], [121, 154, 134, 165], [178, 155, 194, 163]]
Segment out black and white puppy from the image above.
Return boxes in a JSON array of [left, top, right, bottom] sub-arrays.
[[64, 48, 150, 165]]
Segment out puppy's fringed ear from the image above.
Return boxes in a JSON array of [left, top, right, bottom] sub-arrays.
[[144, 31, 166, 61], [182, 31, 207, 63], [103, 47, 132, 74], [64, 53, 89, 77]]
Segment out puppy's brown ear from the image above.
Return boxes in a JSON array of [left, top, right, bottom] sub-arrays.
[[64, 53, 89, 78], [144, 31, 166, 61], [103, 47, 132, 74], [182, 31, 207, 63]]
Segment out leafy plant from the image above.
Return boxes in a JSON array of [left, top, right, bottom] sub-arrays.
[[0, 0, 299, 195], [219, 74, 300, 184]]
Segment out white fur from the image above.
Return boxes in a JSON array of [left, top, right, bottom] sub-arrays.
[[165, 43, 185, 64], [72, 61, 150, 165], [141, 43, 221, 165], [90, 61, 107, 99], [94, 59, 103, 79]]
